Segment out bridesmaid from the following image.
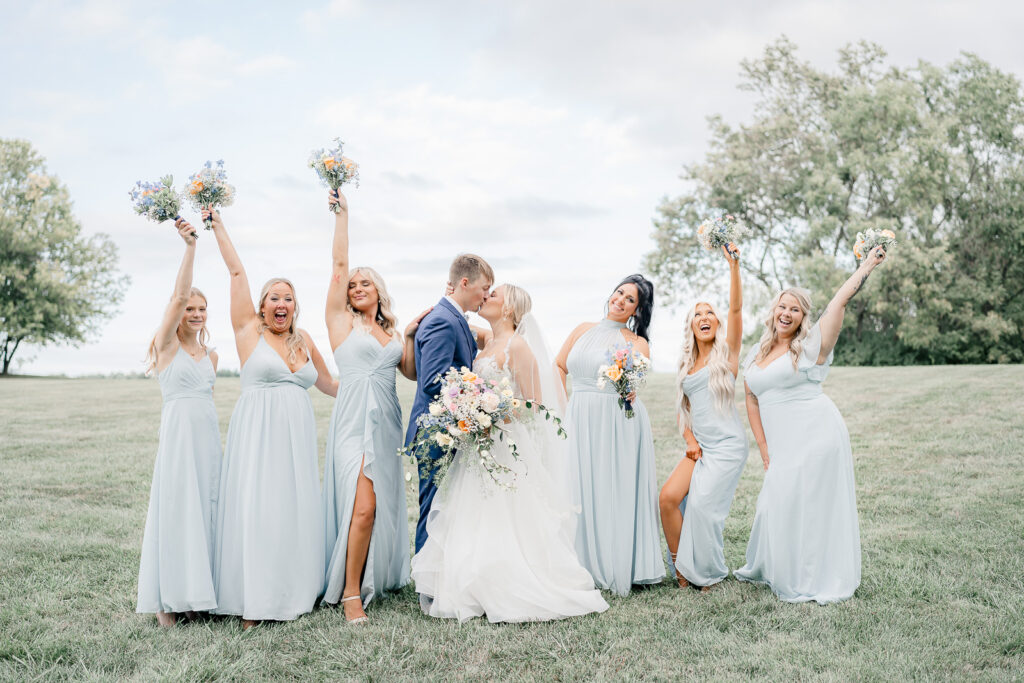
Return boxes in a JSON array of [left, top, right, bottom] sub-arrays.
[[735, 246, 888, 603], [207, 207, 338, 628], [321, 189, 427, 624], [554, 274, 665, 596], [659, 244, 747, 590], [137, 218, 221, 627]]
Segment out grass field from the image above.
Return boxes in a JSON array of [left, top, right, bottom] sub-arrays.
[[1, 366, 1023, 680]]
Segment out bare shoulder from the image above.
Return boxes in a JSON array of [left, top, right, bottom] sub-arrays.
[[622, 329, 651, 356], [568, 321, 598, 342], [209, 350, 219, 371], [297, 328, 315, 345]]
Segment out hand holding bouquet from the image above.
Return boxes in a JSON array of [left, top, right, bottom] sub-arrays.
[[853, 228, 897, 262], [129, 175, 191, 236], [597, 342, 651, 418], [184, 160, 235, 229], [697, 213, 749, 260], [403, 367, 564, 490], [309, 139, 359, 213]]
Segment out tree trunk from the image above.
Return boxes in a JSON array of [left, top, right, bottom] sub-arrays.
[[1, 337, 21, 375]]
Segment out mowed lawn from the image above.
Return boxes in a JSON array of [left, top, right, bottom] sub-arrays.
[[1, 366, 1022, 680]]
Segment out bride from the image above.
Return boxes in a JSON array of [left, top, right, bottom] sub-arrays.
[[410, 284, 609, 623]]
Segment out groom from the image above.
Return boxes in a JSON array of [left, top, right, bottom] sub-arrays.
[[406, 253, 495, 552]]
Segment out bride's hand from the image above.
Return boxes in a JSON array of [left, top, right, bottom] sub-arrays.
[[444, 281, 454, 296]]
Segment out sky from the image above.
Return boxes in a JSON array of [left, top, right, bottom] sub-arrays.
[[3, 0, 1023, 374]]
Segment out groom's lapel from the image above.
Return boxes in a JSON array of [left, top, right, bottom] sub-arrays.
[[438, 298, 475, 353]]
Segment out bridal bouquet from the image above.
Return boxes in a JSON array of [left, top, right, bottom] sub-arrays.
[[403, 367, 565, 490], [597, 342, 651, 418], [129, 175, 190, 235], [309, 139, 359, 213], [853, 228, 897, 261], [184, 160, 235, 229], [696, 213, 749, 260]]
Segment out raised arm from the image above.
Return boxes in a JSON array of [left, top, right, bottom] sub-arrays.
[[302, 329, 339, 398], [745, 380, 770, 471], [724, 244, 743, 373], [154, 220, 199, 359], [816, 245, 887, 363], [325, 190, 354, 349], [206, 207, 256, 334]]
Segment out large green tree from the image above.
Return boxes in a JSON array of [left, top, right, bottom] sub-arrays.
[[647, 38, 1024, 364], [0, 138, 129, 374]]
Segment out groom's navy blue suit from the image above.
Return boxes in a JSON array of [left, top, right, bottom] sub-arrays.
[[406, 297, 478, 552]]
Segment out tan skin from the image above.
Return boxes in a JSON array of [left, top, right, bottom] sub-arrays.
[[325, 190, 431, 623], [554, 282, 651, 395], [152, 219, 218, 627], [205, 206, 338, 629], [659, 245, 741, 589], [745, 245, 887, 471]]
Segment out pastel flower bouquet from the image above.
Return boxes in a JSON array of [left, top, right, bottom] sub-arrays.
[[129, 175, 190, 236], [403, 367, 565, 490], [853, 228, 897, 261], [597, 342, 651, 418], [309, 138, 359, 213], [184, 160, 235, 229], [696, 213, 750, 260]]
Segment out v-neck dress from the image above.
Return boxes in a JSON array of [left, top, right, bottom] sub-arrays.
[[734, 323, 861, 604], [137, 347, 222, 614], [213, 337, 325, 621], [322, 328, 410, 608]]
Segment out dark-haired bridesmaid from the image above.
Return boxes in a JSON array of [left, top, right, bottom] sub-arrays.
[[554, 274, 665, 595]]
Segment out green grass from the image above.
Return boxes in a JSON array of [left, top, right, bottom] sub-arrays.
[[1, 367, 1022, 680]]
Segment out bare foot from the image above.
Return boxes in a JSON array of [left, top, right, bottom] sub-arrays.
[[341, 595, 368, 624], [242, 619, 258, 630], [156, 611, 177, 627]]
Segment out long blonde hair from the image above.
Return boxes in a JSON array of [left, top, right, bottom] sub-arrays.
[[145, 287, 210, 375], [346, 267, 399, 338], [676, 301, 735, 432], [256, 278, 308, 365], [756, 288, 812, 370]]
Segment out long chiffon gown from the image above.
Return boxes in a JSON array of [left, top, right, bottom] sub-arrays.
[[322, 329, 410, 607], [411, 352, 609, 623], [213, 337, 325, 621], [137, 347, 221, 614], [565, 319, 665, 596], [734, 323, 861, 603], [672, 366, 749, 587]]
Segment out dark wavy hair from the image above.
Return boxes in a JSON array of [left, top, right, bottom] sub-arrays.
[[608, 274, 654, 341]]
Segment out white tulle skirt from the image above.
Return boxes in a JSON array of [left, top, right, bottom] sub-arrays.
[[411, 421, 609, 623]]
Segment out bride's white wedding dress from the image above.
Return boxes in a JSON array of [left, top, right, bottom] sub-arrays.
[[411, 321, 609, 623]]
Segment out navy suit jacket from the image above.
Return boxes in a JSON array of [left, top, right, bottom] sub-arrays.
[[405, 297, 478, 450]]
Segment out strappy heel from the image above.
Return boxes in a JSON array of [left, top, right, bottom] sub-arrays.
[[341, 595, 368, 625], [669, 552, 689, 588]]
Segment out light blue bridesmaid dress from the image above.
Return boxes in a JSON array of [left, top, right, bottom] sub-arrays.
[[565, 318, 665, 596], [137, 347, 221, 614], [734, 323, 861, 603], [322, 329, 410, 607], [672, 366, 748, 587], [213, 337, 325, 621]]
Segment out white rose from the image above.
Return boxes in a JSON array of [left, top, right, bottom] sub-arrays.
[[501, 389, 513, 398], [480, 392, 501, 413], [429, 403, 444, 416], [477, 412, 492, 428], [447, 425, 461, 437], [437, 433, 453, 447]]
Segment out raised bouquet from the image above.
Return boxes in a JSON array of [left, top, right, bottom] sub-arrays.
[[696, 213, 749, 260], [403, 367, 565, 490], [597, 342, 651, 418], [129, 176, 191, 236], [184, 160, 235, 229], [309, 138, 360, 213], [853, 228, 897, 261]]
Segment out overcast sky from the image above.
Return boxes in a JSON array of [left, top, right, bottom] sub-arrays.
[[3, 0, 1022, 374]]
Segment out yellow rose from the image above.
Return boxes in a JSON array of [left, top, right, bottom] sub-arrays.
[[462, 371, 478, 383], [323, 157, 337, 170], [881, 229, 896, 239], [605, 365, 623, 382]]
